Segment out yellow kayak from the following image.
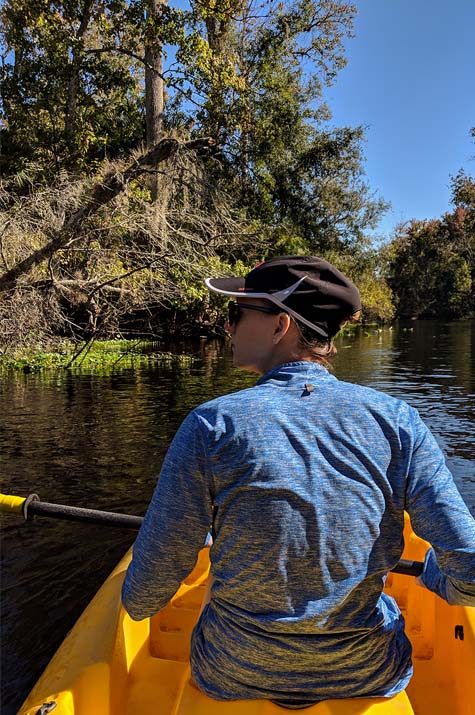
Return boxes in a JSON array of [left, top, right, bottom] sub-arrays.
[[20, 520, 475, 715]]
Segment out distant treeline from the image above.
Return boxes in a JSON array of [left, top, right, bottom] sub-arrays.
[[1, 1, 474, 351]]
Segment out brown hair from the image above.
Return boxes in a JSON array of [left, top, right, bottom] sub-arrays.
[[293, 320, 338, 370]]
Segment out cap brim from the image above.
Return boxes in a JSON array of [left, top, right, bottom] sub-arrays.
[[206, 276, 332, 339], [205, 277, 270, 298]]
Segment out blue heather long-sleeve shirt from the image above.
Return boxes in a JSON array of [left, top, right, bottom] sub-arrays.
[[122, 361, 475, 705]]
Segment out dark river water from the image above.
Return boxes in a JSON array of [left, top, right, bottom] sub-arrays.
[[1, 320, 474, 714]]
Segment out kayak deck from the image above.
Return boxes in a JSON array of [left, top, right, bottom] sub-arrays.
[[20, 521, 475, 715]]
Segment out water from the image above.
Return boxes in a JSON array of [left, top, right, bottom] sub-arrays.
[[1, 321, 474, 713]]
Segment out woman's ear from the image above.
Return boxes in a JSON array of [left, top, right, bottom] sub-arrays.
[[272, 313, 292, 343]]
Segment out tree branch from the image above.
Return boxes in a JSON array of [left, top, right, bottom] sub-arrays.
[[0, 137, 214, 293], [85, 47, 204, 108]]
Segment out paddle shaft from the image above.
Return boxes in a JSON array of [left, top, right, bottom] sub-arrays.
[[0, 493, 423, 575], [30, 499, 144, 529], [0, 492, 143, 530]]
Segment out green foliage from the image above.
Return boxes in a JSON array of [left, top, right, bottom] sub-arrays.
[[0, 0, 147, 174], [385, 172, 475, 319], [1, 0, 384, 249], [167, 256, 249, 320], [322, 248, 395, 322], [188, 1, 387, 254], [0, 340, 195, 372]]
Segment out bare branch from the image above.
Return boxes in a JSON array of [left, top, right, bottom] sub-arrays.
[[0, 139, 260, 350], [0, 137, 213, 293]]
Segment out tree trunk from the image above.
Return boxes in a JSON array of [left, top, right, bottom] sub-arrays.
[[144, 0, 165, 148], [144, 0, 166, 230], [65, 0, 94, 161]]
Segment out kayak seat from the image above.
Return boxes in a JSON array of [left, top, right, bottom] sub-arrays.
[[139, 546, 418, 714], [174, 677, 415, 715], [147, 547, 211, 663], [150, 603, 200, 661], [126, 659, 415, 715]]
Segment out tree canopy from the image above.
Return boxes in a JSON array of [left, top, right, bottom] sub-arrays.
[[385, 168, 475, 320], [2, 2, 470, 352]]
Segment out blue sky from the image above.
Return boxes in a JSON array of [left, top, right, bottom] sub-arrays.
[[325, 0, 475, 239]]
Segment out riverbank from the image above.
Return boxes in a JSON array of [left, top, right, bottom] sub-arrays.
[[0, 339, 195, 372], [0, 321, 371, 373]]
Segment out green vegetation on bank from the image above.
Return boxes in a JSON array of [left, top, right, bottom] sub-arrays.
[[0, 340, 195, 373], [384, 168, 475, 319], [0, 324, 373, 372]]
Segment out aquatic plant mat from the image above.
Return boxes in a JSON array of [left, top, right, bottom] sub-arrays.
[[0, 340, 195, 373]]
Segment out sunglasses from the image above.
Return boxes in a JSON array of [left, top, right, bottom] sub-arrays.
[[227, 301, 282, 326]]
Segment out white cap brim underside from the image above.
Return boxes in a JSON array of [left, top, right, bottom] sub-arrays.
[[205, 278, 270, 298]]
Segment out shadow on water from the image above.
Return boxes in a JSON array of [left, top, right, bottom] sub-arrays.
[[1, 321, 474, 713]]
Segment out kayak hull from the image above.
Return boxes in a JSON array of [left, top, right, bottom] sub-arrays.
[[20, 520, 475, 715]]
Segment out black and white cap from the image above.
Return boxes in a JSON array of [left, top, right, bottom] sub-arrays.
[[206, 255, 361, 339]]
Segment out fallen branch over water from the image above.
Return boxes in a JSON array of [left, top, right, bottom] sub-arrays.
[[0, 137, 214, 294]]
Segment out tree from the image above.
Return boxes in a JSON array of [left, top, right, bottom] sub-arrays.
[[2, 1, 385, 242], [184, 0, 388, 253], [0, 138, 258, 349], [0, 0, 147, 173], [144, 0, 165, 147], [1, 0, 395, 349], [385, 171, 475, 319]]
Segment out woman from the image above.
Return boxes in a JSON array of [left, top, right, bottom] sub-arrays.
[[122, 256, 475, 709]]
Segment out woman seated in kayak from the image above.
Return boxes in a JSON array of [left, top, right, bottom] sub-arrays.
[[122, 256, 475, 710]]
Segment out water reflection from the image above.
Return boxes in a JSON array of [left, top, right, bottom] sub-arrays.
[[1, 321, 474, 714]]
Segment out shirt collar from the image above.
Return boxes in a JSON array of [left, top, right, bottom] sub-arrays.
[[256, 361, 334, 387]]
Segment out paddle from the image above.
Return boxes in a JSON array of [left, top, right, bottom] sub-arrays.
[[0, 492, 143, 530], [0, 492, 424, 576]]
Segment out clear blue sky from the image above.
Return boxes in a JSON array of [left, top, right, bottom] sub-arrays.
[[325, 0, 475, 239]]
